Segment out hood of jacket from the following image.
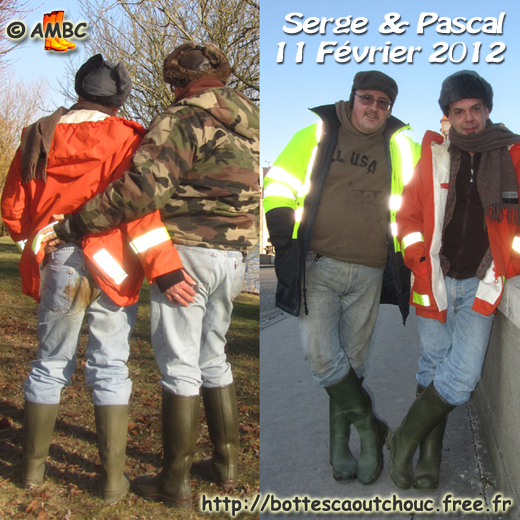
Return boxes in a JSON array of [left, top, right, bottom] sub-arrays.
[[174, 87, 259, 141]]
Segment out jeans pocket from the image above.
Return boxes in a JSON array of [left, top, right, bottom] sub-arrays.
[[40, 263, 74, 312]]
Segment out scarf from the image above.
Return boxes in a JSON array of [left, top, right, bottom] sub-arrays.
[[174, 77, 225, 103], [448, 120, 520, 225], [21, 101, 116, 184]]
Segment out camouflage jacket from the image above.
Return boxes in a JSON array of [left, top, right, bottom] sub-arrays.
[[78, 87, 260, 252]]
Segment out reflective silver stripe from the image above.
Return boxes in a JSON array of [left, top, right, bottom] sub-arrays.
[[513, 236, 520, 253], [265, 166, 302, 192], [295, 207, 304, 223], [263, 183, 295, 200], [390, 222, 398, 237], [129, 227, 170, 254], [92, 249, 128, 285], [16, 239, 27, 252], [394, 133, 414, 185], [389, 194, 402, 211], [402, 232, 424, 250], [413, 292, 430, 307], [31, 221, 58, 254], [316, 120, 324, 142]]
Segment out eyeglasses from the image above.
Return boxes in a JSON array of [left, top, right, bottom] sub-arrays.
[[355, 93, 392, 111]]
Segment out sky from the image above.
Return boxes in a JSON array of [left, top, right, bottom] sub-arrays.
[[5, 0, 520, 163], [260, 0, 520, 168], [5, 0, 89, 108]]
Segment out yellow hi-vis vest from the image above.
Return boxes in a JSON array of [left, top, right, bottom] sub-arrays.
[[263, 121, 420, 252]]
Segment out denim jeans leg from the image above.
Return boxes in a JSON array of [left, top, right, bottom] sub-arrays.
[[199, 250, 245, 389], [416, 314, 454, 389], [24, 245, 91, 404], [150, 246, 243, 396], [298, 256, 383, 387], [433, 277, 495, 405], [85, 292, 138, 406]]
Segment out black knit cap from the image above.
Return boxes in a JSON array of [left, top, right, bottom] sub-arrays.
[[349, 70, 398, 108], [439, 70, 493, 116], [75, 54, 132, 107], [163, 42, 231, 88]]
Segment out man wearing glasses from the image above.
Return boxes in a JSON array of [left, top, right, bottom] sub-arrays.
[[263, 71, 419, 484]]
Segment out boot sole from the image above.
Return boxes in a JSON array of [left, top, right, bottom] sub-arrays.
[[386, 431, 413, 490]]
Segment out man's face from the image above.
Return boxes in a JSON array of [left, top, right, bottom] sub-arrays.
[[350, 89, 392, 134], [448, 98, 489, 135]]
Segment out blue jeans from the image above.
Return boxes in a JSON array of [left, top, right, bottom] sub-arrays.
[[417, 276, 495, 406], [298, 255, 384, 387], [150, 245, 246, 396], [24, 245, 138, 406]]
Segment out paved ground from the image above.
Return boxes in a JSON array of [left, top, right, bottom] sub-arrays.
[[259, 266, 509, 520]]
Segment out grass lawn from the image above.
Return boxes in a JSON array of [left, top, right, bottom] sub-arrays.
[[0, 237, 259, 519]]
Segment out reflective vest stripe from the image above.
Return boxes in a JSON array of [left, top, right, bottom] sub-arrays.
[[394, 133, 414, 186], [263, 183, 295, 200], [92, 249, 128, 285], [16, 239, 27, 252], [391, 222, 398, 237], [264, 165, 302, 193], [389, 194, 402, 211], [402, 232, 424, 250], [413, 291, 430, 307], [31, 221, 59, 254], [129, 227, 171, 254], [513, 236, 520, 254]]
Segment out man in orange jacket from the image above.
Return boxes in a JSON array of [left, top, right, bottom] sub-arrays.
[[388, 71, 520, 491], [1, 54, 195, 503]]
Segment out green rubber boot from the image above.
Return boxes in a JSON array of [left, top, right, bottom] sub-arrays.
[[326, 369, 388, 485], [201, 384, 240, 489], [329, 396, 357, 481], [23, 401, 59, 489], [413, 384, 448, 489], [94, 405, 130, 504], [134, 390, 200, 508], [387, 382, 455, 490]]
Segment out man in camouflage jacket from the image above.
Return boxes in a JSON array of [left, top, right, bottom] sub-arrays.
[[54, 42, 260, 508]]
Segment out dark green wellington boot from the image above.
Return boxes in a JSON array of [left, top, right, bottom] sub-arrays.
[[134, 390, 200, 508], [413, 384, 448, 489], [201, 383, 240, 489], [94, 405, 130, 504], [23, 401, 59, 489], [326, 369, 388, 485], [387, 382, 455, 490], [329, 396, 357, 481]]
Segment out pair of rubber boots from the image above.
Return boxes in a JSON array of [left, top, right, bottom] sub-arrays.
[[134, 383, 240, 508], [387, 382, 455, 489], [23, 401, 130, 504], [327, 369, 388, 485]]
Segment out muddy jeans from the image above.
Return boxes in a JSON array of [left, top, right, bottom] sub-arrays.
[[298, 254, 384, 387], [24, 244, 138, 405]]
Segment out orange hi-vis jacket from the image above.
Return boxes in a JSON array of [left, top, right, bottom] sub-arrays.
[[1, 108, 182, 306], [396, 130, 520, 322]]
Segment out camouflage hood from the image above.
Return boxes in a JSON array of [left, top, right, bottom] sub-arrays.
[[173, 87, 259, 140]]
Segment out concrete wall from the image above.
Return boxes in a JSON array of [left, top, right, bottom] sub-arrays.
[[474, 276, 520, 519]]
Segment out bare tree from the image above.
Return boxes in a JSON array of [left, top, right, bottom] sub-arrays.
[[70, 0, 258, 127], [0, 76, 47, 235], [0, 0, 30, 89]]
